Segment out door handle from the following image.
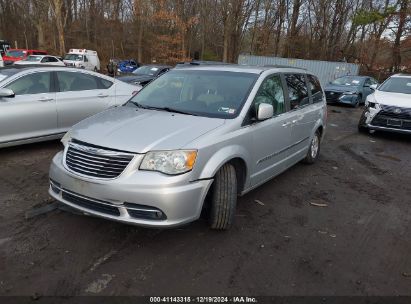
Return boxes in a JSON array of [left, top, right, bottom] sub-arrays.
[[38, 97, 54, 102], [282, 122, 291, 127], [292, 119, 298, 124], [97, 94, 109, 98]]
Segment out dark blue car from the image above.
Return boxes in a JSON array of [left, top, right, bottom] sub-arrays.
[[324, 76, 379, 107], [117, 59, 140, 74]]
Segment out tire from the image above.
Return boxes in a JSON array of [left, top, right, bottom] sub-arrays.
[[353, 95, 361, 108], [358, 110, 368, 133], [209, 163, 237, 230], [303, 131, 321, 164]]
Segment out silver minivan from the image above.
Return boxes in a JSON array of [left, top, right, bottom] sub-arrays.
[[49, 65, 327, 230]]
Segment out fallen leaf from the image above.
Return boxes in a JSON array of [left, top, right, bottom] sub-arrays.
[[255, 199, 265, 206], [310, 202, 328, 207]]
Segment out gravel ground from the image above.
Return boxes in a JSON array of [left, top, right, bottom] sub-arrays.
[[0, 105, 410, 297]]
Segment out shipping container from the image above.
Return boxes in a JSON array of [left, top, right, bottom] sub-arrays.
[[238, 54, 360, 86]]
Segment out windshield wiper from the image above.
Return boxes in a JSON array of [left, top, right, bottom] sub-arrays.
[[151, 106, 198, 116], [128, 102, 197, 116]]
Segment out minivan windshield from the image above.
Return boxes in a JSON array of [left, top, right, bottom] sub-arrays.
[[378, 77, 411, 94], [64, 54, 83, 61], [127, 70, 258, 118], [332, 76, 363, 86]]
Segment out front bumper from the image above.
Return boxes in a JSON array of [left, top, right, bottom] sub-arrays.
[[362, 106, 411, 135], [49, 152, 213, 227]]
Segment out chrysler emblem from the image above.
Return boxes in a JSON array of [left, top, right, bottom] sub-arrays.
[[394, 108, 402, 114]]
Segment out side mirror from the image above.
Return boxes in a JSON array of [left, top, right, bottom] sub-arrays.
[[257, 103, 273, 121], [370, 84, 378, 90], [0, 88, 15, 98]]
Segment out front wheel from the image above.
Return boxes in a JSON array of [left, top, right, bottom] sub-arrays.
[[353, 95, 361, 108], [358, 110, 369, 133], [303, 131, 321, 164], [209, 163, 237, 230]]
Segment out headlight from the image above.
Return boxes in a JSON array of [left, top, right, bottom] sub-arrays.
[[365, 94, 379, 108], [140, 150, 197, 175], [61, 130, 72, 147]]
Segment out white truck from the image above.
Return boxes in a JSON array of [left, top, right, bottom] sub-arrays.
[[63, 49, 100, 72]]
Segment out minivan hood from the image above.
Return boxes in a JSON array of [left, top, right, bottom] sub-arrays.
[[70, 106, 225, 153], [324, 84, 359, 93], [374, 90, 411, 108]]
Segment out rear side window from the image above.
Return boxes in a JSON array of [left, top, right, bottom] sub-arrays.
[[99, 78, 113, 89], [307, 74, 323, 103], [285, 74, 309, 109], [57, 71, 99, 92], [57, 71, 112, 92], [5, 72, 51, 95]]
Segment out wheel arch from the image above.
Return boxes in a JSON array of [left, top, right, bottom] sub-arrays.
[[198, 145, 250, 194]]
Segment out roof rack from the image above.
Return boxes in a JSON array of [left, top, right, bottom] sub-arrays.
[[262, 64, 307, 70]]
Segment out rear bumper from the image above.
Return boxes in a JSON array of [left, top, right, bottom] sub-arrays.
[[49, 152, 213, 227]]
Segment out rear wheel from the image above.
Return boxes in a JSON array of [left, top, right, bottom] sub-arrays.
[[209, 163, 237, 230], [303, 131, 321, 164]]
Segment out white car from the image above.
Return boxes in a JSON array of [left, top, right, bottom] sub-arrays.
[[358, 74, 411, 134], [0, 66, 141, 148], [14, 55, 65, 66]]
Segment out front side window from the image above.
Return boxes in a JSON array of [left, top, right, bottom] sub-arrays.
[[57, 71, 100, 92], [307, 74, 323, 103], [253, 74, 285, 116], [127, 70, 258, 118], [285, 74, 309, 109], [5, 72, 51, 95]]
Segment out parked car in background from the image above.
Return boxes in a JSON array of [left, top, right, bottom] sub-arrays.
[[358, 74, 411, 135], [63, 49, 100, 72], [324, 75, 378, 107], [117, 59, 140, 75], [117, 64, 171, 86], [14, 55, 65, 66], [0, 40, 10, 57], [49, 65, 326, 230], [0, 66, 139, 148], [3, 49, 48, 65]]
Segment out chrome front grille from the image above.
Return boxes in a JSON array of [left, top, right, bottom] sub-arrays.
[[379, 105, 411, 120], [65, 141, 134, 179]]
